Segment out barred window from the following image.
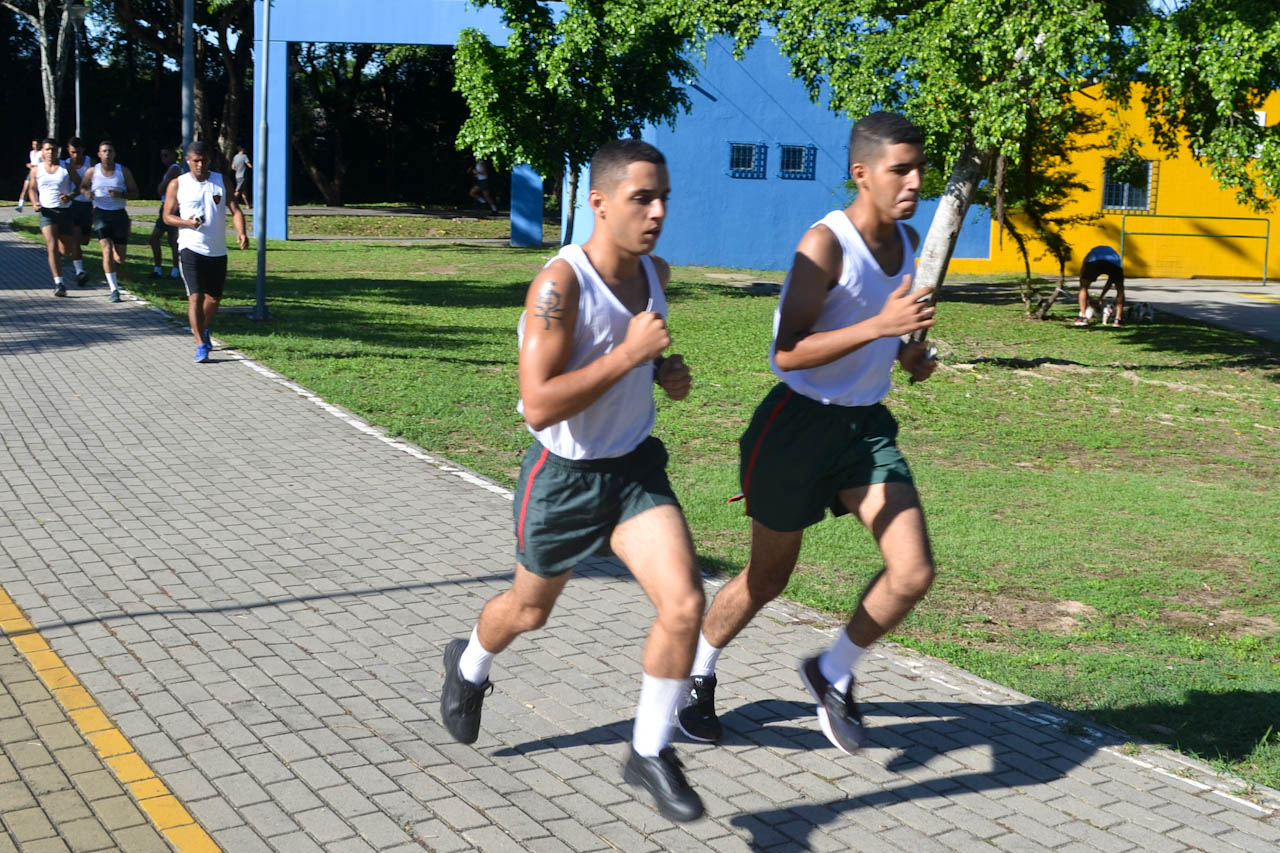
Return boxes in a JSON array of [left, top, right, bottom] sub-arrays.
[[1102, 159, 1152, 211], [779, 144, 816, 180], [728, 142, 767, 179]]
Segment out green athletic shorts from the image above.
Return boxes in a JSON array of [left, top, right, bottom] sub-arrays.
[[738, 383, 914, 531], [70, 200, 92, 233], [92, 208, 130, 244], [37, 207, 71, 230], [513, 436, 680, 577]]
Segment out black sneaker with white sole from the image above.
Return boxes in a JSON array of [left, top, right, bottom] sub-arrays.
[[76, 271, 87, 287], [622, 745, 704, 822], [439, 637, 491, 744], [53, 284, 67, 297], [799, 655, 867, 755], [676, 675, 722, 743]]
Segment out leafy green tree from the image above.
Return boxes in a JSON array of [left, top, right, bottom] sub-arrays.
[[288, 42, 383, 206], [695, 1, 1280, 300], [693, 0, 1131, 301], [453, 0, 695, 243], [1134, 0, 1280, 211], [97, 0, 253, 159]]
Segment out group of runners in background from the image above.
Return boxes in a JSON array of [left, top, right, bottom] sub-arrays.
[[17, 137, 249, 363]]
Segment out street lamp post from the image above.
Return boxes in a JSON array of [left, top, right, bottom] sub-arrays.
[[69, 3, 89, 139], [182, 0, 194, 144]]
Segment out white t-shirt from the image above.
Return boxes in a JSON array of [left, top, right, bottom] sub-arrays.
[[517, 245, 667, 460], [770, 210, 914, 407], [175, 172, 228, 257]]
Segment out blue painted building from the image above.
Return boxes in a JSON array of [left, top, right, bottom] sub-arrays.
[[565, 35, 992, 271], [253, 1, 989, 269]]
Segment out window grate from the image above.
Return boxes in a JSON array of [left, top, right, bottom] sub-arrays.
[[778, 144, 816, 180], [728, 142, 767, 179], [1102, 159, 1154, 211]]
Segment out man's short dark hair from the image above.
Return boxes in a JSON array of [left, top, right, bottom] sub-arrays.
[[98, 139, 114, 149], [41, 138, 56, 149], [590, 139, 666, 192], [187, 141, 212, 158], [66, 136, 84, 149], [849, 112, 924, 170]]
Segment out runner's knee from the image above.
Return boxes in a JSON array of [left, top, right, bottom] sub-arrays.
[[656, 585, 705, 636], [885, 559, 934, 601]]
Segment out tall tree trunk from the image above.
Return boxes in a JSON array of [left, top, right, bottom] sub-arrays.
[[292, 137, 341, 206], [909, 146, 987, 342], [4, 0, 76, 139]]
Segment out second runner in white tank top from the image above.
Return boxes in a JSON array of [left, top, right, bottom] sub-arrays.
[[770, 210, 913, 407], [90, 164, 128, 211], [517, 244, 668, 460]]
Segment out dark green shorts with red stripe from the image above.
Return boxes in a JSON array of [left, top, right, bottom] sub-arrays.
[[738, 383, 913, 532], [513, 436, 680, 577]]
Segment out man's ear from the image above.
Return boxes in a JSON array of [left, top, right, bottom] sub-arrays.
[[588, 186, 607, 218], [849, 161, 869, 190]]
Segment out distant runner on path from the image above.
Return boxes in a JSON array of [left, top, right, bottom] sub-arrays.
[[149, 147, 182, 280], [29, 138, 77, 297], [231, 145, 252, 209], [439, 139, 706, 823], [16, 138, 40, 213], [61, 137, 94, 286], [80, 141, 139, 303]]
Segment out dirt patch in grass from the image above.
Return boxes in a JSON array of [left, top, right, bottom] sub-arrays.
[[1162, 608, 1279, 639]]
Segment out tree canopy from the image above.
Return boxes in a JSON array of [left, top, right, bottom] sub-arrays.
[[453, 0, 696, 239]]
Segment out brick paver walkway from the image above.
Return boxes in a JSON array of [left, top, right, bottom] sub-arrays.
[[1, 224, 1278, 852]]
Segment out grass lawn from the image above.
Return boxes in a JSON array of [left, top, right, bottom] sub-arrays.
[[12, 216, 1280, 791], [282, 213, 562, 242]]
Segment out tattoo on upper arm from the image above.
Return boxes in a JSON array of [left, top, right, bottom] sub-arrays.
[[533, 281, 564, 329]]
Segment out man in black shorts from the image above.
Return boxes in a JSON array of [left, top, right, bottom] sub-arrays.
[[163, 141, 248, 363], [149, 147, 182, 279], [439, 140, 706, 822], [1076, 245, 1125, 327]]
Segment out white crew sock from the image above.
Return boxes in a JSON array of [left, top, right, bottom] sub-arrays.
[[54, 276, 63, 286], [818, 631, 867, 695], [632, 674, 684, 757], [105, 272, 118, 291], [691, 632, 724, 678], [457, 626, 495, 687], [73, 259, 84, 274]]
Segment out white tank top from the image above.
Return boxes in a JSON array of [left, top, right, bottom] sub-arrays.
[[770, 210, 913, 407], [28, 150, 41, 166], [61, 156, 93, 202], [175, 172, 228, 257], [35, 165, 74, 208], [517, 245, 667, 460], [90, 163, 128, 210]]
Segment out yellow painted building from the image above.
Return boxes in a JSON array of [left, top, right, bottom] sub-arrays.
[[948, 85, 1279, 282]]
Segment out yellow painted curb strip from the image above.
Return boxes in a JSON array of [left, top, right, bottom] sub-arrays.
[[0, 583, 222, 853], [1238, 292, 1280, 304]]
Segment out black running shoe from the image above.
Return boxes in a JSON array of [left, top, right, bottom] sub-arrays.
[[622, 746, 704, 822], [76, 271, 87, 287], [799, 655, 866, 755], [439, 638, 490, 744], [676, 675, 722, 743], [54, 284, 67, 297]]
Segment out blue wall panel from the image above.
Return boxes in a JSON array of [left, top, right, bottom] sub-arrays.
[[563, 36, 991, 271]]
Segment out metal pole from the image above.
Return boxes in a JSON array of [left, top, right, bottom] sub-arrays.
[[73, 29, 81, 138], [251, 0, 271, 321], [181, 0, 195, 144]]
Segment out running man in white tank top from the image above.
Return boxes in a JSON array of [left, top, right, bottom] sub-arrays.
[[679, 113, 942, 756], [28, 138, 77, 296], [17, 138, 40, 213], [163, 141, 248, 363], [440, 140, 707, 823], [79, 140, 139, 302], [61, 137, 94, 285]]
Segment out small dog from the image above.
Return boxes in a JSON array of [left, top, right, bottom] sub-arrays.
[[1102, 299, 1155, 326]]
